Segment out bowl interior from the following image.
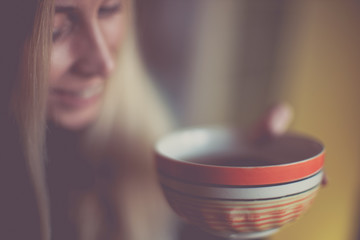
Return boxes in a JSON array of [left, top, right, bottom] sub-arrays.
[[156, 126, 324, 167]]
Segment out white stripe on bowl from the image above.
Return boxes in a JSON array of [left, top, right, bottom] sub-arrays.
[[159, 170, 323, 200]]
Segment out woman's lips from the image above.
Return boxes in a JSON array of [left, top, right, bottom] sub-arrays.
[[51, 84, 104, 109]]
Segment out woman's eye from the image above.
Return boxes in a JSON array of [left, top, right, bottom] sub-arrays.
[[52, 29, 62, 42], [98, 3, 122, 18], [52, 24, 72, 42], [52, 14, 74, 42]]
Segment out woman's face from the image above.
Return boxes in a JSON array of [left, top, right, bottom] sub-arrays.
[[49, 0, 126, 130]]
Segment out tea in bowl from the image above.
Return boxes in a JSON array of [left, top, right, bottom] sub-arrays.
[[154, 126, 324, 239]]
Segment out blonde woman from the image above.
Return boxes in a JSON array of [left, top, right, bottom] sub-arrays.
[[3, 0, 294, 239], [46, 0, 177, 239], [1, 0, 171, 239]]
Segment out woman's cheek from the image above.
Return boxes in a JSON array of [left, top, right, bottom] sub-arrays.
[[102, 15, 127, 54], [49, 43, 74, 85]]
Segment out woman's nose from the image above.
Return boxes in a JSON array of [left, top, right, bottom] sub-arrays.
[[73, 26, 115, 79]]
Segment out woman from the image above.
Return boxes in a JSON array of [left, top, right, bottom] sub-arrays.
[[47, 0, 176, 239], [2, 0, 171, 239], [3, 0, 293, 239]]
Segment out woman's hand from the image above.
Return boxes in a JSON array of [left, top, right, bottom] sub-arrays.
[[249, 102, 327, 186], [248, 102, 293, 144]]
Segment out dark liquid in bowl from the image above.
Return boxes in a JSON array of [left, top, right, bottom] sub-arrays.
[[186, 154, 273, 167]]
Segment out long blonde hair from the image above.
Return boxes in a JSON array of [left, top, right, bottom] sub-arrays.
[[86, 0, 174, 166], [81, 2, 176, 239], [12, 0, 53, 239]]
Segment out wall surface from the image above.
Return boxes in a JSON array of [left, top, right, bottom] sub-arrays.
[[274, 1, 360, 239]]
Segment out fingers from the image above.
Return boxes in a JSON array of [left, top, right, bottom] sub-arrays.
[[248, 103, 293, 144], [247, 103, 328, 186], [267, 103, 294, 136]]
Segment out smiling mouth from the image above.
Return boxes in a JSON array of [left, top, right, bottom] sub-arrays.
[[51, 84, 105, 108], [52, 84, 104, 99]]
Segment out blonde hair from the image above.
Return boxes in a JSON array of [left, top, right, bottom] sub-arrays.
[[83, 33, 175, 239], [81, 2, 176, 239], [12, 0, 53, 239], [86, 0, 174, 163]]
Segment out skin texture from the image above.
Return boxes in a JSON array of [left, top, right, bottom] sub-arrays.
[[49, 0, 126, 130]]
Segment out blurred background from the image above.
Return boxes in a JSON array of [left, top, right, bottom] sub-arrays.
[[135, 0, 360, 239]]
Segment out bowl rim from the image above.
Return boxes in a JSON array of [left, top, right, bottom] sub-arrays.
[[155, 126, 325, 186]]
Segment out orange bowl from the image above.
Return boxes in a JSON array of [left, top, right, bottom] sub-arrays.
[[155, 126, 324, 239]]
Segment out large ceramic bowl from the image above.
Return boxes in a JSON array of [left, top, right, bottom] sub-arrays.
[[155, 126, 325, 239]]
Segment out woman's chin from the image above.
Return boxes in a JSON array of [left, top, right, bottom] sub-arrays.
[[48, 103, 101, 131]]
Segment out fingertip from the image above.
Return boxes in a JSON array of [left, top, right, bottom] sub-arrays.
[[268, 102, 294, 136], [321, 173, 328, 187], [247, 102, 294, 144]]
